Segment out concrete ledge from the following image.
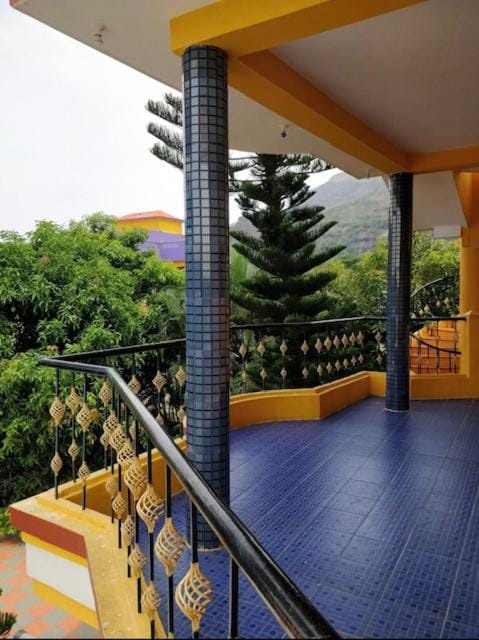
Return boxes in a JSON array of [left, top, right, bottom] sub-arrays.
[[231, 369, 479, 427], [10, 494, 164, 639], [369, 370, 478, 400], [411, 373, 476, 399], [230, 371, 371, 427]]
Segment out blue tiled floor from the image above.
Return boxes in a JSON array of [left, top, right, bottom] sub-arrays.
[[139, 397, 479, 638]]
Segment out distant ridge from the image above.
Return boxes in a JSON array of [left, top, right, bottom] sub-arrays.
[[230, 172, 389, 255]]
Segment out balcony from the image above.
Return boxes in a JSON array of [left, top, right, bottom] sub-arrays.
[[5, 1, 479, 637], [9, 310, 477, 640]]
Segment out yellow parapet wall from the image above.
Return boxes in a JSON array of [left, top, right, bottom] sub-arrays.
[[33, 580, 98, 629], [230, 372, 371, 427], [10, 494, 165, 639], [230, 365, 479, 429]]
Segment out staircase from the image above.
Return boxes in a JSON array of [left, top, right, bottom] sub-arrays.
[[410, 320, 460, 374]]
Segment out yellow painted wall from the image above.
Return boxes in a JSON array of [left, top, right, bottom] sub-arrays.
[[11, 494, 165, 639], [453, 172, 479, 397], [33, 580, 98, 628], [116, 217, 182, 235], [230, 372, 371, 427]]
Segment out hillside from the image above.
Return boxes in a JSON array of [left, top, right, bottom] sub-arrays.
[[230, 172, 389, 255]]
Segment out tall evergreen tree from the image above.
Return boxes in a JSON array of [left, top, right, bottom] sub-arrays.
[[146, 94, 343, 322], [229, 155, 344, 322], [147, 94, 184, 169]]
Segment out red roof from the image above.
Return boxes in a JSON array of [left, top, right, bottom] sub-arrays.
[[117, 210, 183, 222]]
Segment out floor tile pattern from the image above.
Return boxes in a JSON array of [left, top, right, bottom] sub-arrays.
[[138, 398, 479, 639], [0, 540, 99, 639]]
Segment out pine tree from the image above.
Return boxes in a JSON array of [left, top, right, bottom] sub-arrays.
[[147, 94, 184, 169], [229, 154, 344, 322], [146, 94, 342, 322]]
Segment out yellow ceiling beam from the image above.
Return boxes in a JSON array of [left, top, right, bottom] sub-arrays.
[[410, 146, 479, 174], [170, 0, 427, 57], [172, 0, 476, 176], [229, 51, 408, 175]]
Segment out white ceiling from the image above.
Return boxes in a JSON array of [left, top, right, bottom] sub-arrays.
[[11, 0, 376, 178], [275, 0, 479, 154], [11, 0, 475, 229]]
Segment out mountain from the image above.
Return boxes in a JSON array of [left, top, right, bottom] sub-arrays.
[[230, 172, 389, 255]]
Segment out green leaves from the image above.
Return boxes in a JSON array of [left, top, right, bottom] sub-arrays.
[[0, 214, 185, 505], [230, 154, 343, 322], [324, 234, 460, 318]]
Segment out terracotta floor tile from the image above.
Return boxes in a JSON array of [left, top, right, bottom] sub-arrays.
[[27, 600, 55, 617], [25, 618, 50, 636], [1, 590, 25, 605], [58, 616, 83, 632], [10, 574, 31, 587]]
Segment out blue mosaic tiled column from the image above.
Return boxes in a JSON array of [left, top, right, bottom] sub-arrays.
[[386, 172, 413, 412], [183, 45, 230, 549]]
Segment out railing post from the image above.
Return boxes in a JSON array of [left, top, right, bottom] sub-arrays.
[[386, 172, 413, 411], [183, 44, 230, 549]]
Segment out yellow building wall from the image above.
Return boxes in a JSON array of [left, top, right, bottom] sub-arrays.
[[454, 173, 479, 397], [116, 217, 183, 235]]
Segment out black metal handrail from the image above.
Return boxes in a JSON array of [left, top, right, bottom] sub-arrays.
[[52, 315, 463, 364], [39, 355, 338, 640]]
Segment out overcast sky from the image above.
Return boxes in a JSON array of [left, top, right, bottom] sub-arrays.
[[0, 0, 338, 234]]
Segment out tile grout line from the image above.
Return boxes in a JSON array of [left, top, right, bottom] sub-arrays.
[[361, 403, 453, 637], [439, 423, 479, 639]]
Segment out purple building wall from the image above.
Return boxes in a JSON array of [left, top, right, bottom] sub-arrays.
[[140, 230, 185, 263]]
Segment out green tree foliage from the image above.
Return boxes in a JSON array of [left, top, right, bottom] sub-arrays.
[[147, 94, 184, 169], [230, 154, 344, 322], [325, 234, 459, 317], [147, 94, 342, 323], [147, 94, 252, 177], [0, 508, 18, 539], [411, 233, 460, 290], [0, 215, 184, 504], [0, 588, 16, 637], [230, 247, 256, 318]]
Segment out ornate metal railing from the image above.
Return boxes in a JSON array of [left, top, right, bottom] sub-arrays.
[[411, 275, 459, 318], [38, 314, 465, 638], [40, 353, 340, 640], [230, 316, 387, 394], [48, 315, 464, 444]]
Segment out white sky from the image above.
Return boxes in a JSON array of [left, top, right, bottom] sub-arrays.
[[0, 0, 338, 234]]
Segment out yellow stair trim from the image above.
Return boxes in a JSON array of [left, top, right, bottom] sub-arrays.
[[32, 579, 98, 628]]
